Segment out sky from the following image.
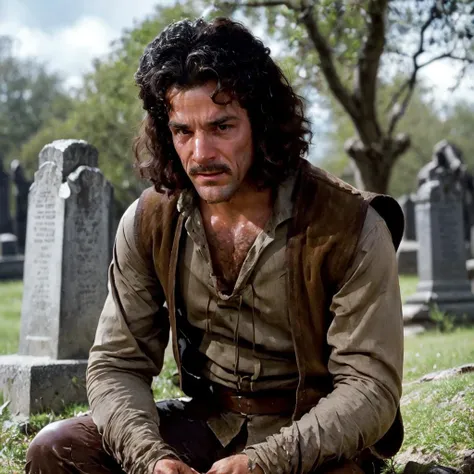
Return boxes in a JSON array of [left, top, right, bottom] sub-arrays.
[[0, 0, 472, 101], [0, 0, 174, 88]]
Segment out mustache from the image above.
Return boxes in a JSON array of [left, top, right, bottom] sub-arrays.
[[189, 164, 231, 176]]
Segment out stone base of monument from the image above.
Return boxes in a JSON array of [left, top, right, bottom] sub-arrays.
[[0, 355, 87, 418], [0, 255, 24, 280], [397, 240, 418, 275], [403, 280, 474, 324]]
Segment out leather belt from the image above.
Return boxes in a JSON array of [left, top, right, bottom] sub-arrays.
[[212, 386, 296, 415]]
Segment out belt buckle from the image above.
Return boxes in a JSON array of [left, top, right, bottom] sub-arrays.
[[236, 375, 252, 392]]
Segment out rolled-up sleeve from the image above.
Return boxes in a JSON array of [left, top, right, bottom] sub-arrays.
[[245, 206, 404, 473], [87, 200, 179, 474]]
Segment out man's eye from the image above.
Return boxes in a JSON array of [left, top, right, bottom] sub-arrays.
[[176, 129, 191, 135], [218, 124, 231, 131]]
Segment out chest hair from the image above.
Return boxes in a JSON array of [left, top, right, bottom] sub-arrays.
[[205, 221, 264, 294]]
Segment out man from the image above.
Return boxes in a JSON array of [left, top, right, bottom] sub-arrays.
[[26, 17, 405, 474]]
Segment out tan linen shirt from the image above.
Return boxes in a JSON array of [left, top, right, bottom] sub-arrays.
[[87, 184, 403, 474], [178, 176, 298, 393]]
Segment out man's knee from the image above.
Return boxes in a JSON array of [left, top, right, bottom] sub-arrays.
[[26, 419, 74, 472], [25, 415, 102, 473]]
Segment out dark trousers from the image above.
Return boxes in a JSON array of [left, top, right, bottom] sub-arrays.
[[25, 398, 372, 474]]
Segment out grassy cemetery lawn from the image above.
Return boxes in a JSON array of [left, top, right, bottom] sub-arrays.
[[0, 279, 473, 473], [0, 281, 22, 355]]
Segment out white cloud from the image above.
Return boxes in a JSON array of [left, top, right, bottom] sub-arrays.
[[0, 15, 117, 87], [0, 0, 188, 89]]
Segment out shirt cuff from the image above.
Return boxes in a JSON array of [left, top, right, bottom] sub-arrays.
[[243, 445, 272, 474], [146, 446, 182, 474]]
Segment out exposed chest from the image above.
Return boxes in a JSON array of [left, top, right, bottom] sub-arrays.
[[204, 220, 265, 294]]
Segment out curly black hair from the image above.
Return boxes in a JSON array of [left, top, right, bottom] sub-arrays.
[[134, 17, 311, 194]]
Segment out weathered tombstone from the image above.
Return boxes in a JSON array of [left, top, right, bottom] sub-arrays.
[[0, 156, 13, 234], [11, 159, 32, 254], [0, 233, 18, 257], [397, 240, 418, 275], [397, 194, 418, 275], [403, 141, 474, 324], [418, 140, 474, 246], [0, 233, 23, 280], [0, 140, 114, 417], [398, 194, 416, 241]]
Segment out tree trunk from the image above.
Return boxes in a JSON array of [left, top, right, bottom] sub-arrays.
[[344, 133, 410, 194], [351, 156, 392, 194]]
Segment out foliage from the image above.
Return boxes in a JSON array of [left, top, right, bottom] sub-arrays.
[[0, 36, 71, 162], [429, 305, 457, 333], [321, 79, 474, 197], [213, 0, 474, 193]]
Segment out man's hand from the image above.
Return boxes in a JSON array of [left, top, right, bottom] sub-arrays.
[[206, 454, 264, 474], [153, 458, 199, 474]]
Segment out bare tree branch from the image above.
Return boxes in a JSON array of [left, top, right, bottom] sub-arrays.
[[448, 62, 470, 93], [387, 0, 440, 136], [355, 0, 388, 139], [219, 0, 295, 8], [298, 4, 359, 121], [222, 1, 359, 122], [419, 52, 472, 69]]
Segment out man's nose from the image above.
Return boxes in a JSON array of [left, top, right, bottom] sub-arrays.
[[192, 132, 215, 163]]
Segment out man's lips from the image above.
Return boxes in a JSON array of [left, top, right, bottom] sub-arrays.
[[195, 172, 226, 181], [189, 165, 231, 177]]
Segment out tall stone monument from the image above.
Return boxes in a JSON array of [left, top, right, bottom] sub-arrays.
[[0, 140, 114, 417], [403, 141, 474, 324]]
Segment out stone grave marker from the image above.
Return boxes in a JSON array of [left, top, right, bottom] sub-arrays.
[[398, 194, 416, 241], [0, 139, 114, 416], [0, 157, 13, 234], [0, 233, 23, 280], [397, 194, 418, 274], [0, 233, 18, 257], [403, 142, 474, 324], [11, 159, 32, 254]]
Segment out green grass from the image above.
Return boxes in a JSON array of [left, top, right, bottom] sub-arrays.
[[403, 327, 474, 382], [0, 281, 473, 472], [399, 274, 418, 303], [396, 327, 474, 471], [0, 281, 22, 355], [398, 373, 474, 470]]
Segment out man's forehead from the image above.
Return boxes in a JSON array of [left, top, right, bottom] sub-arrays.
[[167, 83, 233, 108], [167, 84, 243, 123]]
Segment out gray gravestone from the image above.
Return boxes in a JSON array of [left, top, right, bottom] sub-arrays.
[[11, 160, 32, 254], [0, 232, 23, 280], [398, 194, 416, 241], [403, 145, 474, 324], [0, 233, 18, 257], [397, 194, 418, 275], [0, 140, 114, 416], [0, 157, 13, 234]]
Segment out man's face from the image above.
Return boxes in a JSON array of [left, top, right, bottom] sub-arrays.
[[167, 82, 254, 204]]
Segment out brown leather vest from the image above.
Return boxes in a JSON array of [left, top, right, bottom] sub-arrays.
[[134, 159, 404, 457]]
